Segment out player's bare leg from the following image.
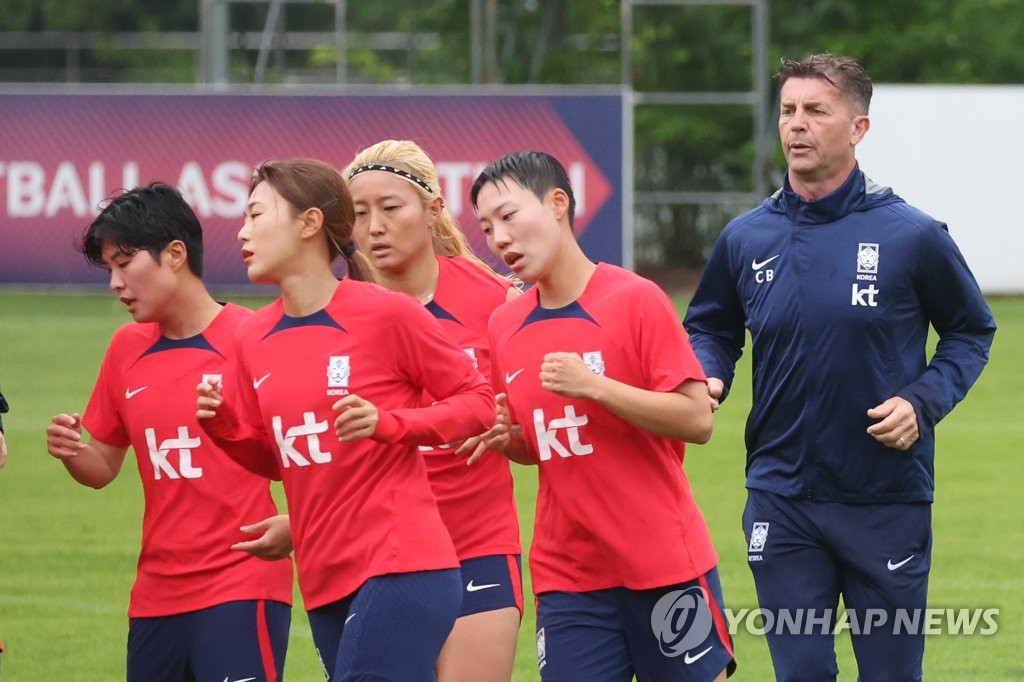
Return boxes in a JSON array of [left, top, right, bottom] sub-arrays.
[[436, 607, 521, 682]]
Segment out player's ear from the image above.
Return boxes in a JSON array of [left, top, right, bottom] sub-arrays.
[[548, 188, 570, 223], [297, 206, 326, 240], [164, 240, 189, 271], [427, 196, 444, 228]]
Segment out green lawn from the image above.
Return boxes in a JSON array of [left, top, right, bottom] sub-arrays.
[[0, 290, 1020, 680]]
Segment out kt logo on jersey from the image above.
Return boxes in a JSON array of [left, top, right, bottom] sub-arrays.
[[532, 406, 593, 461], [146, 426, 203, 480], [143, 372, 223, 480]]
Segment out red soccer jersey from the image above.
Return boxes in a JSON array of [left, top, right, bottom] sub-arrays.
[[419, 256, 521, 560], [215, 278, 494, 610], [488, 263, 718, 594], [82, 303, 293, 618]]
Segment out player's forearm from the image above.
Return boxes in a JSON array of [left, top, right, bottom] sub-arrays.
[[590, 377, 713, 443], [203, 421, 281, 480], [197, 389, 282, 480], [61, 444, 120, 489], [500, 425, 535, 465], [375, 381, 495, 445]]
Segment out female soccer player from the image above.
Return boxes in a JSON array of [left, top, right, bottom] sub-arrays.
[[471, 151, 737, 681], [46, 183, 293, 682], [345, 139, 523, 681], [196, 158, 495, 680]]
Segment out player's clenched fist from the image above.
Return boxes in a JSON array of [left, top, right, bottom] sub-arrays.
[[540, 352, 599, 399], [334, 394, 379, 442], [47, 412, 85, 459]]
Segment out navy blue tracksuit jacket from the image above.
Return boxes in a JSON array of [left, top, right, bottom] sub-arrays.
[[684, 166, 996, 504]]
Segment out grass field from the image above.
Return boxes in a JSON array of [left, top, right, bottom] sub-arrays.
[[0, 289, 1020, 680]]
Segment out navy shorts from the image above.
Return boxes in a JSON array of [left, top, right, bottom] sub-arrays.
[[743, 489, 932, 682], [307, 568, 462, 680], [535, 567, 736, 681], [458, 554, 523, 617], [127, 599, 290, 682]]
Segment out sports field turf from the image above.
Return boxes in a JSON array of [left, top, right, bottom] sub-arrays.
[[0, 290, 1020, 680]]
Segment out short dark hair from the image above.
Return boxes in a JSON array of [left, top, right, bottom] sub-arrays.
[[776, 53, 873, 115], [80, 182, 204, 276], [469, 151, 576, 228]]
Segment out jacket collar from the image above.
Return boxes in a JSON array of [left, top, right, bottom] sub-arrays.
[[767, 163, 893, 225]]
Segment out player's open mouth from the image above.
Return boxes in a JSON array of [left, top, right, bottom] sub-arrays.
[[241, 249, 254, 263], [504, 252, 524, 268]]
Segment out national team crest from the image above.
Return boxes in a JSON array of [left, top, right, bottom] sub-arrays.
[[464, 347, 478, 369], [582, 351, 605, 375], [327, 356, 350, 388], [748, 522, 770, 552], [857, 243, 880, 274]]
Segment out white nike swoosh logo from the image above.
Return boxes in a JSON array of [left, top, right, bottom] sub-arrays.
[[887, 555, 915, 571], [124, 386, 148, 399], [345, 613, 357, 624], [751, 255, 780, 270], [505, 368, 524, 384], [253, 373, 271, 389], [466, 580, 501, 592], [684, 645, 713, 664]]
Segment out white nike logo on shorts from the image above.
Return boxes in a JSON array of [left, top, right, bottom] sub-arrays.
[[253, 373, 271, 389], [684, 645, 713, 664], [466, 580, 501, 592], [505, 368, 524, 384], [887, 555, 915, 571]]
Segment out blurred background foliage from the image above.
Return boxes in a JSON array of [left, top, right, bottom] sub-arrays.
[[2, 0, 1021, 276]]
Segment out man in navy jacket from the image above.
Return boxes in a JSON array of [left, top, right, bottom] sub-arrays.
[[684, 53, 995, 681]]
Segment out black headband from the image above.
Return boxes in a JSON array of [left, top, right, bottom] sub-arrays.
[[348, 164, 433, 195]]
